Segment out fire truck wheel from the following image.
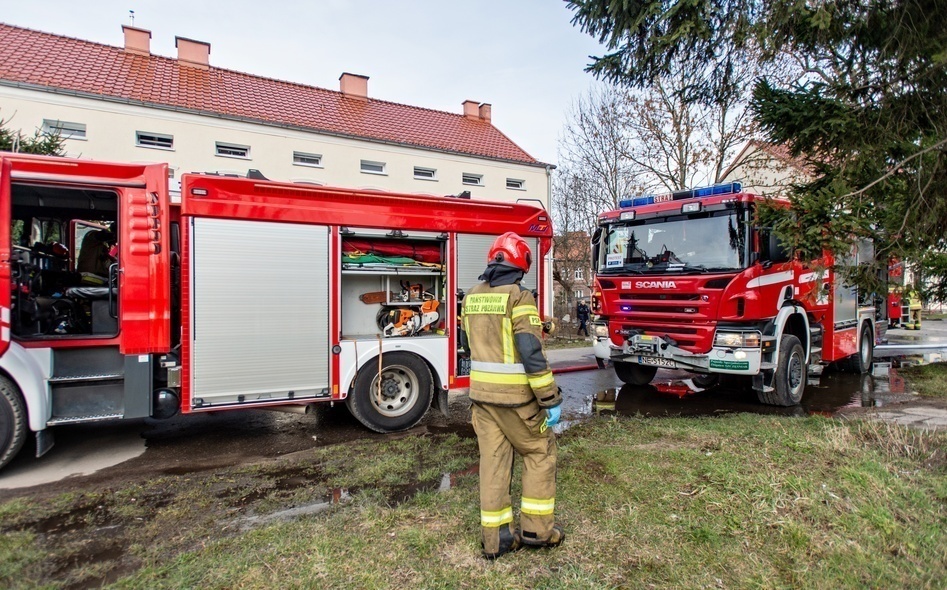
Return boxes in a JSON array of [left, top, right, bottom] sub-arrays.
[[0, 376, 28, 470], [613, 361, 657, 386], [763, 334, 806, 406], [347, 352, 433, 433], [843, 324, 874, 374]]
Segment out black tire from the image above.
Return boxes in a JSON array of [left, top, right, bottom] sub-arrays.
[[759, 334, 806, 406], [614, 361, 657, 386], [0, 375, 27, 470], [843, 324, 873, 374], [346, 352, 433, 433], [691, 373, 720, 389]]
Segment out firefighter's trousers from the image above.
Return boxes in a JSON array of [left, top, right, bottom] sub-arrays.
[[471, 400, 557, 554]]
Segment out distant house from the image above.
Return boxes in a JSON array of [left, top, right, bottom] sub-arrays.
[[719, 140, 814, 195], [552, 230, 592, 324]]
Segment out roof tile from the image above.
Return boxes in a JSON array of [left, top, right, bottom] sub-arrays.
[[0, 23, 539, 165]]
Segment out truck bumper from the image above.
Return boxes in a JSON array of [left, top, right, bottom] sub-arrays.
[[603, 333, 762, 375]]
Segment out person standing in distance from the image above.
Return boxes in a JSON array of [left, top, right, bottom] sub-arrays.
[[461, 232, 565, 559], [576, 300, 590, 337]]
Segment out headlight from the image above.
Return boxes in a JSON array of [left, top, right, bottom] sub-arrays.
[[594, 324, 609, 338], [714, 331, 761, 348]]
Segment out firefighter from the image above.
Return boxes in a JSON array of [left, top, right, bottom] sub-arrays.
[[461, 232, 564, 559]]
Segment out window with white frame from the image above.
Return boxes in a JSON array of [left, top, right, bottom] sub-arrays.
[[215, 142, 250, 158], [360, 160, 386, 175], [42, 119, 86, 140], [136, 131, 173, 150], [462, 173, 483, 186], [413, 166, 437, 180], [293, 151, 322, 167], [574, 289, 584, 299], [506, 178, 525, 190], [574, 268, 584, 280]]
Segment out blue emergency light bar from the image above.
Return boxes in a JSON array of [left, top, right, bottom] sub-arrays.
[[618, 181, 742, 209]]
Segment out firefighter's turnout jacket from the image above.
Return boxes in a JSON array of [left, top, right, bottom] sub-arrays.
[[462, 278, 562, 554], [462, 282, 561, 409]]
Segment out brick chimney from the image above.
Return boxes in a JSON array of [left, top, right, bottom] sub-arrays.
[[175, 36, 211, 69], [478, 103, 492, 123], [122, 25, 151, 56], [462, 100, 479, 120], [339, 73, 369, 100]]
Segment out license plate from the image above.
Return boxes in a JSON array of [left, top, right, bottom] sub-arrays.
[[638, 355, 675, 368]]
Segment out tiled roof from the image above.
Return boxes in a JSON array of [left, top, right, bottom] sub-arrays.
[[0, 23, 541, 165]]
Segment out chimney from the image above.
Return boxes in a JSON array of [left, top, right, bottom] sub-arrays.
[[122, 25, 151, 56], [339, 73, 369, 100], [478, 103, 492, 123], [175, 36, 211, 69], [463, 100, 479, 119]]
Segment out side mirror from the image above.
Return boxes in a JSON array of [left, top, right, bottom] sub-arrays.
[[591, 227, 603, 271]]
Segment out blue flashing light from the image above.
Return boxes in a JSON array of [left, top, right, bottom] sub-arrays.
[[618, 181, 742, 210]]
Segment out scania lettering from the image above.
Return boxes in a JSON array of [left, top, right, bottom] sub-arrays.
[[591, 182, 884, 405], [0, 154, 552, 469]]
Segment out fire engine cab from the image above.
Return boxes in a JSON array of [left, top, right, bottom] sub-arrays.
[[0, 154, 552, 469], [591, 182, 885, 406]]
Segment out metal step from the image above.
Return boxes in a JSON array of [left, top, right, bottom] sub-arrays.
[[47, 412, 124, 426]]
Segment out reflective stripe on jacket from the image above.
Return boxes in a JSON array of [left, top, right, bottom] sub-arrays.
[[462, 282, 560, 408]]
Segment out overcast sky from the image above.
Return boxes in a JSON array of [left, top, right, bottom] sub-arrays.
[[2, 0, 608, 165]]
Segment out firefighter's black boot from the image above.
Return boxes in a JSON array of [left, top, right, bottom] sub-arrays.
[[481, 527, 521, 559], [521, 524, 566, 549]]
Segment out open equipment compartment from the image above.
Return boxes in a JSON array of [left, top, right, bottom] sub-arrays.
[[339, 228, 447, 339]]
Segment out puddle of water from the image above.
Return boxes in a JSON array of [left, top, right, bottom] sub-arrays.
[[588, 366, 917, 419]]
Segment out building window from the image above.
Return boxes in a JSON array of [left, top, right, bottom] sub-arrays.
[[462, 173, 483, 186], [506, 178, 525, 190], [42, 119, 86, 140], [360, 160, 387, 175], [136, 131, 173, 150], [574, 289, 584, 299], [414, 166, 437, 180], [293, 151, 322, 167], [216, 142, 250, 159], [574, 268, 584, 280]]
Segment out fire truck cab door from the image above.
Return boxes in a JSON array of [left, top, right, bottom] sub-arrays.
[[118, 163, 171, 353], [0, 160, 12, 356]]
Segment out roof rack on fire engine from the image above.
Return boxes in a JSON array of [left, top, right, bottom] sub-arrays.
[[618, 181, 743, 209]]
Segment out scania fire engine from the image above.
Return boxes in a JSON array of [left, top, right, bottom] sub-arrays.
[[0, 154, 552, 469], [591, 182, 884, 406]]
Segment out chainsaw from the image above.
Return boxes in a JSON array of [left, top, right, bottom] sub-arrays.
[[377, 293, 440, 337]]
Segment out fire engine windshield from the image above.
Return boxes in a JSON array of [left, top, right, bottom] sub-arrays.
[[597, 209, 748, 274]]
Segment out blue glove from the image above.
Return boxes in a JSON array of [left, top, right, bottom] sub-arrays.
[[544, 405, 561, 428]]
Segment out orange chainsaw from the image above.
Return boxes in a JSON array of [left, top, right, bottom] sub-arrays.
[[377, 293, 440, 337]]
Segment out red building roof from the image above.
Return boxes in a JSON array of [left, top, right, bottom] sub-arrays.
[[0, 23, 541, 166]]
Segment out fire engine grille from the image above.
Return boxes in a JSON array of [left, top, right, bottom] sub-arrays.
[[619, 293, 701, 301], [611, 290, 718, 351]]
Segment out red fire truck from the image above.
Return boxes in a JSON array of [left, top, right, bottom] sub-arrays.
[[0, 154, 552, 469], [590, 182, 885, 406]]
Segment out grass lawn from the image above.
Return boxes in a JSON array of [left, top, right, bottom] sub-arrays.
[[899, 363, 947, 398], [1, 413, 945, 589]]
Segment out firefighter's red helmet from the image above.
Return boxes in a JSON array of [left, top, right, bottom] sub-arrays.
[[488, 232, 532, 273]]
